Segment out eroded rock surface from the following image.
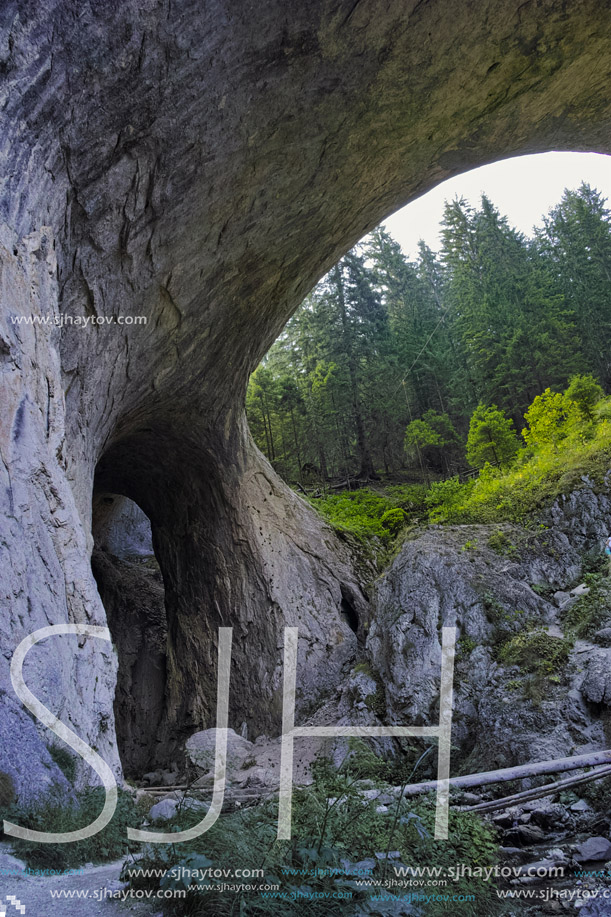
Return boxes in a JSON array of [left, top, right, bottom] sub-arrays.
[[368, 487, 611, 772], [1, 0, 611, 799]]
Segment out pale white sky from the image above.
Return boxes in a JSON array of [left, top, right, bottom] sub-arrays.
[[383, 152, 611, 260]]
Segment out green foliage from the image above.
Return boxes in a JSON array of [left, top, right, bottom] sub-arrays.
[[48, 744, 77, 783], [505, 679, 523, 692], [456, 636, 477, 658], [497, 627, 572, 677], [352, 662, 373, 676], [309, 490, 395, 541], [384, 483, 429, 514], [7, 788, 137, 870], [379, 508, 406, 537], [405, 417, 441, 451], [466, 404, 520, 470], [244, 186, 611, 548], [404, 410, 460, 476], [482, 600, 527, 650], [565, 373, 605, 420], [311, 488, 417, 544], [125, 750, 502, 917], [305, 407, 611, 539], [562, 571, 611, 639], [522, 387, 583, 449], [246, 185, 611, 489], [496, 625, 573, 708], [425, 477, 473, 524], [419, 408, 611, 525], [364, 683, 386, 718], [0, 771, 15, 808], [535, 184, 611, 389], [487, 530, 518, 559]]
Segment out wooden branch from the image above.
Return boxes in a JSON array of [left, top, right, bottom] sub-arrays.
[[142, 784, 189, 791], [399, 749, 611, 797], [459, 763, 611, 814]]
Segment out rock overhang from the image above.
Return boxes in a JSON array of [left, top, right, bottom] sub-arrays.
[[1, 0, 611, 795]]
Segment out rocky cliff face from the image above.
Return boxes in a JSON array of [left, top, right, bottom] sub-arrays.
[[368, 479, 611, 774], [1, 1, 611, 803]]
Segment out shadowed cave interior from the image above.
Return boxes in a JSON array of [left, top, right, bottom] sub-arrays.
[[91, 492, 169, 778]]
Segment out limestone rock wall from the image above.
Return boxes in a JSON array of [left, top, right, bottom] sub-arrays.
[[1, 0, 611, 801], [0, 225, 120, 800], [368, 487, 611, 772]]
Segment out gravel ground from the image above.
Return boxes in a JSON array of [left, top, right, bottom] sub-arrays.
[[0, 844, 163, 917]]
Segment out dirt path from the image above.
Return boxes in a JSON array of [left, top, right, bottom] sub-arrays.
[[0, 845, 162, 917]]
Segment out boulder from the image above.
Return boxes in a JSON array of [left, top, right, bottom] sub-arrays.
[[554, 591, 576, 610], [504, 824, 546, 846], [528, 803, 570, 831], [594, 628, 611, 647], [149, 797, 179, 821], [581, 649, 611, 705], [186, 729, 254, 776], [570, 799, 593, 813], [575, 837, 611, 862]]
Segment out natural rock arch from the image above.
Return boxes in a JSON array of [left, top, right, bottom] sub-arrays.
[[1, 0, 610, 796]]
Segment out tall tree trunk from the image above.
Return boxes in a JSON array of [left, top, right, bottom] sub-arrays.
[[289, 407, 303, 482], [333, 264, 374, 479], [258, 393, 273, 459], [261, 393, 276, 461]]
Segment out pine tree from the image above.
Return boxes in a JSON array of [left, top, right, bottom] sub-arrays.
[[466, 404, 520, 469], [535, 183, 611, 387]]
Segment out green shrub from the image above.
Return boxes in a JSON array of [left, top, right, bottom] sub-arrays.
[[7, 787, 137, 870], [563, 572, 611, 639], [487, 529, 518, 559], [48, 744, 77, 783], [123, 749, 502, 917], [384, 483, 429, 515], [425, 477, 474, 524], [497, 627, 572, 677], [457, 636, 477, 658], [380, 508, 406, 537], [310, 486, 421, 545], [423, 418, 611, 526], [308, 414, 611, 538], [0, 771, 15, 808], [565, 374, 605, 420], [309, 490, 394, 541], [522, 388, 583, 450]]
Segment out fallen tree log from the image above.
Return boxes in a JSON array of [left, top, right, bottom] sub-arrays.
[[459, 763, 611, 814], [399, 749, 611, 797]]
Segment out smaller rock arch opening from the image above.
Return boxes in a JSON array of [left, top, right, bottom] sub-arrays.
[[91, 493, 168, 779], [340, 584, 360, 635]]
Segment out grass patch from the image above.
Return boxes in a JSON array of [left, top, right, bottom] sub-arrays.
[[495, 625, 572, 708], [306, 415, 611, 553], [308, 484, 427, 545], [47, 744, 77, 783], [487, 529, 519, 559], [2, 788, 139, 870], [562, 571, 611, 639], [497, 627, 572, 676], [125, 749, 502, 917], [425, 418, 611, 525]]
